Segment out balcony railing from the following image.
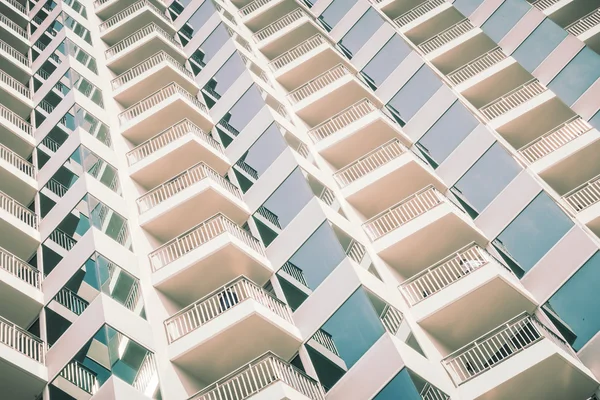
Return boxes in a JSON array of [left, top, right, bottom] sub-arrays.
[[149, 214, 265, 271], [519, 117, 592, 163], [0, 246, 41, 288], [480, 79, 546, 120], [0, 315, 45, 363], [3, 0, 26, 14], [127, 119, 221, 165], [394, 0, 446, 28], [564, 174, 600, 212], [105, 23, 181, 59], [346, 239, 366, 264], [308, 98, 377, 142], [0, 38, 28, 66], [363, 186, 444, 241], [119, 82, 208, 125], [235, 159, 259, 180], [399, 244, 489, 306], [137, 162, 242, 212], [252, 8, 305, 42], [99, 0, 170, 31], [0, 69, 30, 98], [442, 313, 572, 385], [0, 142, 35, 178], [0, 13, 27, 39], [124, 280, 142, 312], [0, 103, 32, 136], [531, 0, 561, 11], [59, 361, 100, 395], [380, 305, 403, 335], [333, 139, 406, 187], [256, 205, 281, 228], [46, 179, 69, 198], [190, 352, 325, 400], [288, 64, 349, 104], [0, 190, 37, 229], [566, 8, 600, 36], [133, 353, 158, 394], [49, 229, 77, 251], [311, 329, 339, 356], [112, 50, 192, 90], [420, 383, 449, 400], [280, 261, 308, 288], [269, 34, 327, 71], [447, 47, 506, 85], [239, 0, 272, 17], [55, 287, 89, 316], [419, 18, 474, 54], [164, 277, 293, 343]]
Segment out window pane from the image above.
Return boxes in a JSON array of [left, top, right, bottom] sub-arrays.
[[481, 0, 531, 43], [453, 0, 484, 16], [178, 0, 216, 46], [318, 0, 359, 31], [195, 23, 229, 67], [241, 123, 287, 177], [206, 53, 246, 99], [549, 47, 600, 106], [338, 8, 384, 59], [512, 19, 567, 73], [262, 168, 314, 229], [387, 66, 441, 123], [496, 192, 573, 274], [454, 143, 521, 213], [373, 369, 422, 400], [221, 85, 263, 132], [361, 35, 411, 88]]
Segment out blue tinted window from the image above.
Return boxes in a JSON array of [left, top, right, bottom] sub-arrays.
[[241, 124, 287, 177], [338, 8, 384, 59], [481, 0, 531, 43], [387, 66, 441, 123], [512, 19, 567, 73], [205, 53, 246, 100], [361, 35, 411, 88], [318, 0, 359, 31], [373, 369, 422, 400], [549, 47, 600, 105], [453, 0, 484, 16], [221, 85, 263, 133], [195, 23, 229, 66], [178, 0, 216, 46]]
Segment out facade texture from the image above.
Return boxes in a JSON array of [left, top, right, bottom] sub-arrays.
[[1, 0, 600, 398]]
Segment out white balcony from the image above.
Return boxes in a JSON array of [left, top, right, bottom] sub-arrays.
[[442, 313, 598, 399], [54, 361, 99, 399], [417, 19, 478, 59], [446, 47, 515, 91], [240, 0, 299, 33], [252, 9, 319, 58], [564, 175, 600, 235], [150, 214, 272, 305], [94, 0, 167, 19], [393, 0, 452, 32], [0, 0, 27, 27], [128, 119, 228, 188], [118, 82, 212, 144], [189, 352, 325, 400], [0, 142, 36, 205], [566, 7, 600, 42], [0, 13, 28, 53], [0, 68, 31, 118], [137, 162, 247, 240], [363, 186, 485, 277], [0, 103, 34, 157], [0, 190, 38, 260], [0, 38, 29, 86], [166, 277, 301, 384]]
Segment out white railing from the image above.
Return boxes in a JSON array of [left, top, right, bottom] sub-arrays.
[[3, 0, 26, 14], [0, 38, 28, 66], [252, 8, 305, 42], [400, 244, 489, 306], [112, 51, 192, 90], [136, 162, 242, 212], [380, 305, 403, 335], [311, 329, 339, 356], [132, 353, 157, 394], [480, 80, 546, 120], [60, 361, 100, 394], [269, 34, 327, 71], [0, 246, 40, 288], [49, 229, 77, 251], [363, 186, 444, 241], [0, 190, 37, 229], [288, 64, 349, 104], [0, 13, 27, 39], [447, 47, 506, 85], [55, 288, 88, 315], [420, 383, 449, 400], [0, 69, 30, 98], [119, 82, 208, 124], [0, 103, 32, 136], [165, 277, 292, 343], [124, 280, 141, 312], [308, 98, 377, 142], [0, 315, 45, 363], [531, 0, 561, 11], [239, 0, 271, 17], [280, 261, 308, 288], [41, 136, 61, 153], [46, 179, 69, 198], [100, 0, 169, 31], [127, 119, 221, 165], [566, 8, 600, 36], [346, 239, 366, 264], [105, 23, 181, 59], [394, 0, 447, 28], [333, 139, 406, 187], [519, 117, 592, 163], [442, 313, 571, 385], [190, 352, 325, 400], [256, 205, 281, 228], [0, 142, 35, 178], [149, 214, 265, 271], [564, 175, 600, 212], [419, 18, 473, 54]]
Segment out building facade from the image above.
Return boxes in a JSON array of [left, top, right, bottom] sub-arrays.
[[1, 0, 600, 398]]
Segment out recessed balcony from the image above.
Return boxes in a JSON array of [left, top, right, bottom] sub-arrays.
[[0, 103, 34, 157], [0, 38, 30, 85], [118, 82, 212, 144], [393, 0, 452, 33], [0, 13, 28, 53], [128, 119, 228, 188], [0, 142, 36, 205], [150, 214, 272, 305], [0, 68, 31, 118], [442, 313, 598, 399], [0, 0, 27, 27], [166, 277, 301, 384], [0, 190, 38, 260], [563, 175, 600, 236]]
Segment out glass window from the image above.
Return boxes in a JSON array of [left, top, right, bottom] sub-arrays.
[[361, 35, 411, 89], [481, 0, 531, 43], [192, 23, 229, 69], [220, 85, 264, 134], [178, 0, 216, 46], [338, 8, 384, 59], [496, 192, 573, 275], [204, 53, 246, 101], [417, 101, 478, 166], [549, 47, 600, 106], [318, 0, 359, 32], [545, 251, 600, 351], [236, 123, 287, 185], [453, 143, 521, 213], [453, 0, 484, 16], [386, 66, 441, 125], [512, 19, 567, 73]]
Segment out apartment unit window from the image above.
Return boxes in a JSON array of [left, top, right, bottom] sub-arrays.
[[219, 85, 263, 138], [512, 19, 567, 73], [338, 8, 384, 59], [549, 47, 600, 106], [374, 369, 446, 400], [189, 23, 230, 74], [318, 0, 359, 32], [177, 0, 216, 46], [453, 0, 484, 16], [495, 192, 573, 276], [386, 66, 441, 125], [361, 35, 411, 89], [452, 143, 521, 214], [203, 53, 246, 105], [481, 0, 531, 43], [544, 252, 600, 351], [417, 101, 478, 167]]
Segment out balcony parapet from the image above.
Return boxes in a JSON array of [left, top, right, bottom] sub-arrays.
[[0, 190, 37, 229], [394, 0, 447, 28], [447, 47, 506, 85], [564, 174, 600, 212], [132, 353, 158, 395], [531, 0, 561, 11], [3, 0, 26, 14], [287, 64, 349, 104], [0, 246, 40, 288], [59, 361, 100, 395], [566, 7, 600, 36], [0, 13, 27, 40], [479, 79, 546, 120], [0, 68, 30, 98], [0, 38, 28, 67], [112, 51, 192, 90], [0, 142, 35, 178], [0, 103, 32, 137], [308, 98, 377, 142], [0, 315, 45, 363], [239, 0, 272, 17], [269, 34, 327, 71], [54, 287, 89, 316], [105, 23, 181, 60], [252, 8, 305, 43], [99, 0, 171, 32], [418, 18, 474, 54]]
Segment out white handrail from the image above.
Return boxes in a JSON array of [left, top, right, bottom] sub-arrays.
[[394, 0, 447, 28], [0, 103, 32, 136], [99, 0, 170, 31], [566, 7, 600, 36], [269, 34, 327, 71], [3, 0, 26, 14], [0, 190, 37, 228], [0, 315, 45, 363], [564, 174, 600, 212], [380, 305, 403, 334], [419, 18, 473, 54], [420, 383, 449, 400], [0, 142, 35, 177], [308, 98, 377, 142], [49, 229, 77, 251], [112, 51, 192, 89], [0, 68, 30, 98], [132, 353, 158, 394], [531, 0, 561, 11], [480, 80, 546, 120], [447, 47, 506, 85], [239, 0, 271, 17], [54, 288, 89, 316], [0, 246, 41, 288], [0, 38, 28, 66], [252, 8, 305, 42], [288, 64, 349, 104], [105, 23, 181, 59], [311, 329, 339, 355], [0, 13, 27, 39], [59, 361, 100, 394]]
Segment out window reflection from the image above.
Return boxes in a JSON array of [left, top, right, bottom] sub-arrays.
[[361, 35, 411, 89], [338, 8, 384, 59], [386, 66, 441, 125]]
